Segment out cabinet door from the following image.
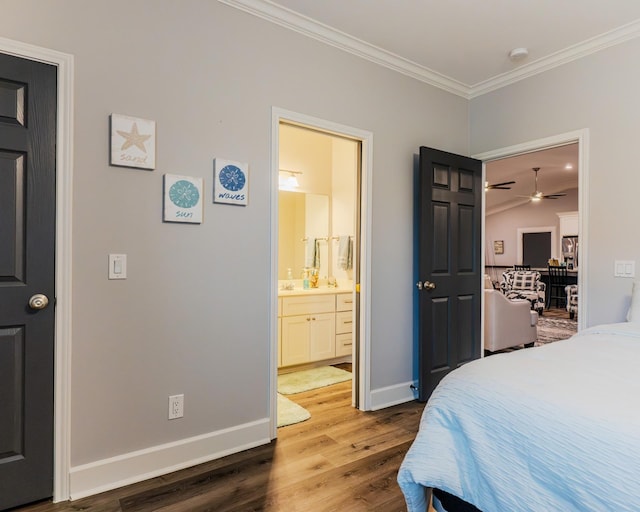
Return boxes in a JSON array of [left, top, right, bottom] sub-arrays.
[[281, 315, 310, 366], [310, 312, 336, 361], [335, 333, 353, 357]]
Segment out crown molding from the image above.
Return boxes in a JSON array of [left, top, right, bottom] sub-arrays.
[[218, 0, 470, 98], [219, 0, 640, 100], [469, 18, 640, 98]]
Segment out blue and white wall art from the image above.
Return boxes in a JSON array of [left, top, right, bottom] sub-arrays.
[[163, 174, 204, 223], [213, 158, 249, 206]]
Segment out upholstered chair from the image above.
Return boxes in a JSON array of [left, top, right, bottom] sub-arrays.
[[565, 284, 578, 319], [500, 270, 546, 315], [484, 289, 538, 352]]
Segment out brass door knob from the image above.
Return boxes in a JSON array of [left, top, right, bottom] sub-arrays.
[[29, 293, 49, 310]]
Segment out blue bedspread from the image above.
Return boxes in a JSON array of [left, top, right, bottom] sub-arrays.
[[397, 323, 640, 512]]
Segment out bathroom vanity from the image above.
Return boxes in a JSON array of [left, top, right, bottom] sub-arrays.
[[277, 289, 353, 368]]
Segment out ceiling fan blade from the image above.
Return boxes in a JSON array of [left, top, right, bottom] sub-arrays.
[[542, 193, 566, 199], [486, 180, 515, 189]]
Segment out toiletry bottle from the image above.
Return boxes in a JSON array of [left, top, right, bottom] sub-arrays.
[[303, 268, 310, 290], [287, 268, 294, 289]]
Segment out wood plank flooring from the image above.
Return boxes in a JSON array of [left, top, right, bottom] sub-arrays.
[[14, 380, 426, 512]]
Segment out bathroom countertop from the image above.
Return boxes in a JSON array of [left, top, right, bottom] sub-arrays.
[[278, 287, 351, 297]]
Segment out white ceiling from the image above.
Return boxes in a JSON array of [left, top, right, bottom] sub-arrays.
[[223, 0, 640, 97], [484, 144, 579, 215]]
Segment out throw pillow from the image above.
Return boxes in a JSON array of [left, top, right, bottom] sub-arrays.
[[512, 271, 537, 291]]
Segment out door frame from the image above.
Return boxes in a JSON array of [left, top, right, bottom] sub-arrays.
[[270, 107, 373, 437], [474, 128, 589, 332], [0, 37, 74, 502]]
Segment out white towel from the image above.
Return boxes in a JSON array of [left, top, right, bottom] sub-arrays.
[[305, 238, 316, 268], [337, 236, 352, 270]]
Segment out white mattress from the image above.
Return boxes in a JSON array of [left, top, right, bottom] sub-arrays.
[[397, 322, 640, 512]]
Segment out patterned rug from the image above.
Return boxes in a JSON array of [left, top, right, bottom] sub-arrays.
[[536, 316, 578, 346]]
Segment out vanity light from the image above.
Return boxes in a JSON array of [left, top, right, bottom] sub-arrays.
[[279, 169, 302, 191]]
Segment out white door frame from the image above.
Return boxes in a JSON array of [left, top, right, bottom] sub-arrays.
[[474, 128, 589, 331], [516, 226, 558, 264], [0, 37, 74, 502], [270, 107, 373, 437]]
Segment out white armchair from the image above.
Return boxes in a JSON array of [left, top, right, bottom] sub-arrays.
[[484, 289, 538, 352]]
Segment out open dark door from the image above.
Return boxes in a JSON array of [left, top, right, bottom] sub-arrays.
[[416, 147, 482, 402], [0, 53, 57, 509]]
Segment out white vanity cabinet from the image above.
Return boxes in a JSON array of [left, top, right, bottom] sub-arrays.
[[335, 292, 353, 357], [280, 295, 336, 366]]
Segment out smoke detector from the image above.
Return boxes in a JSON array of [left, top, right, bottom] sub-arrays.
[[508, 47, 529, 62]]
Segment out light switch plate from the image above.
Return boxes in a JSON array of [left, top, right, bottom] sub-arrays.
[[614, 260, 635, 278], [108, 254, 127, 279]]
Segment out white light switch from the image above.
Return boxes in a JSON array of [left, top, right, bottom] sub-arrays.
[[108, 254, 127, 279], [614, 260, 635, 278]]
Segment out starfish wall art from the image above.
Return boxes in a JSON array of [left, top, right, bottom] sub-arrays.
[[110, 114, 156, 170]]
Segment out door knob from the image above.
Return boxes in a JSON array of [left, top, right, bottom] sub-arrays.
[[28, 293, 49, 310], [416, 281, 436, 291]]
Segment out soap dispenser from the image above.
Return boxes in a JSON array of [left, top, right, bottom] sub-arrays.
[[302, 268, 310, 290]]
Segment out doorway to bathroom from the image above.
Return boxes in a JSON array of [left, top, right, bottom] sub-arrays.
[[270, 108, 373, 437]]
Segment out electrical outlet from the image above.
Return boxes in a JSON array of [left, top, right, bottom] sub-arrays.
[[168, 394, 184, 420]]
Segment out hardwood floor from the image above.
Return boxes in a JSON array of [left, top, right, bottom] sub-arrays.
[[15, 381, 425, 512]]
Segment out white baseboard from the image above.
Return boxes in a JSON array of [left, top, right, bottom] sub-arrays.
[[369, 380, 418, 411], [69, 418, 271, 500]]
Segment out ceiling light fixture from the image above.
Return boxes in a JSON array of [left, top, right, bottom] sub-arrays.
[[508, 47, 529, 62], [279, 169, 302, 190], [565, 164, 573, 170]]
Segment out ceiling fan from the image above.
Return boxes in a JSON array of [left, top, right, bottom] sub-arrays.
[[520, 167, 567, 201], [485, 180, 515, 190]]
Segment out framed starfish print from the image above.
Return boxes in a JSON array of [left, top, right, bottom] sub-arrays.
[[110, 114, 156, 170]]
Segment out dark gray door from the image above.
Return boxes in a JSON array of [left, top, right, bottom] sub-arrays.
[[0, 52, 57, 509], [523, 231, 551, 268], [416, 147, 482, 402]]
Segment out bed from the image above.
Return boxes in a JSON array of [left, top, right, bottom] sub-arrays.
[[397, 322, 640, 512]]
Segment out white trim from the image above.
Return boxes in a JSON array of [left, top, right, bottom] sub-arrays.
[[369, 381, 417, 411], [219, 0, 640, 100], [474, 129, 589, 331], [516, 226, 558, 263], [69, 419, 270, 500], [220, 0, 468, 98], [469, 19, 640, 98], [0, 37, 74, 503], [270, 107, 374, 438]]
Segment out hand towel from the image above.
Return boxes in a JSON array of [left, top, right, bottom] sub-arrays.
[[305, 238, 316, 268], [313, 238, 321, 269], [338, 236, 352, 270]]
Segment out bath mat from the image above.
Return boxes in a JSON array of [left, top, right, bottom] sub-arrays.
[[277, 366, 351, 395], [277, 393, 310, 427]]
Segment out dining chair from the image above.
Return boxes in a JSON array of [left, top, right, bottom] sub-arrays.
[[547, 265, 569, 309]]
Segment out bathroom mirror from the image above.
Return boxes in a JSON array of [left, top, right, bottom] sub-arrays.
[[278, 191, 329, 280]]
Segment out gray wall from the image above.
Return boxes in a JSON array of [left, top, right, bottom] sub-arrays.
[[471, 38, 640, 326], [0, 0, 469, 478], [485, 188, 579, 267]]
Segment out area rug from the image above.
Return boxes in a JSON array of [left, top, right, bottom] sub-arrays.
[[277, 366, 352, 395], [536, 316, 578, 345], [277, 393, 310, 428]]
